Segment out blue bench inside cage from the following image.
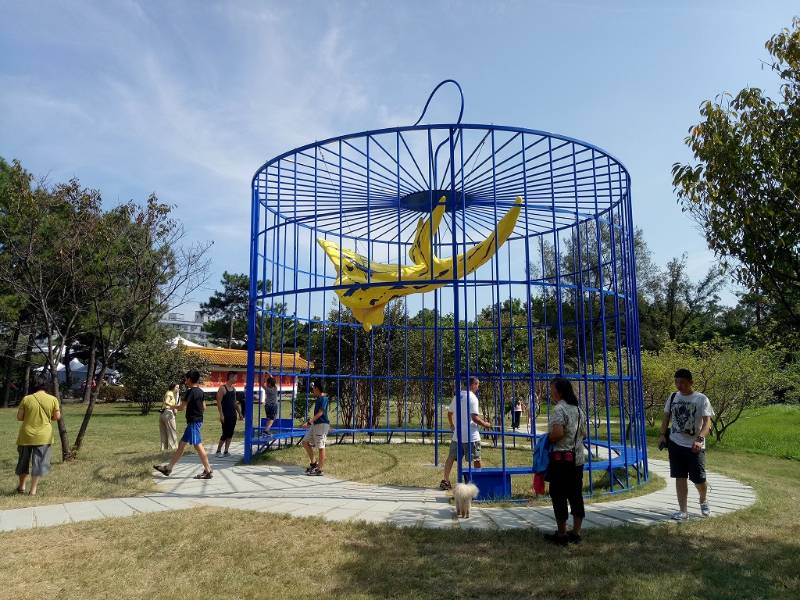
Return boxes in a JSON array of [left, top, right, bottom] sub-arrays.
[[466, 440, 644, 501]]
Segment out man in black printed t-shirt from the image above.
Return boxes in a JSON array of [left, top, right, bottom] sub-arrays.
[[154, 370, 214, 479]]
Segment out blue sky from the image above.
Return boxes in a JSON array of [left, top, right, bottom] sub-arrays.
[[1, 0, 797, 310]]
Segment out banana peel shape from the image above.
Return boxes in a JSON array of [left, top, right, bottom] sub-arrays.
[[317, 195, 523, 331]]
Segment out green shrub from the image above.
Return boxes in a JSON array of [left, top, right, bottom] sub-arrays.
[[98, 384, 126, 402]]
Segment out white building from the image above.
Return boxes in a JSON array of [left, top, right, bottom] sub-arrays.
[[159, 310, 211, 346]]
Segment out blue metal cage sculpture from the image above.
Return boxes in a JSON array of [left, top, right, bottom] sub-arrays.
[[244, 83, 647, 499]]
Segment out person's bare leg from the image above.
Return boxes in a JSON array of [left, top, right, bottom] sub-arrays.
[[303, 440, 315, 463], [442, 455, 455, 482], [29, 475, 40, 496], [695, 481, 707, 503], [318, 448, 326, 470], [265, 419, 274, 432], [216, 438, 224, 454], [676, 477, 689, 512], [572, 516, 583, 536], [167, 441, 187, 470], [17, 473, 27, 492], [473, 460, 482, 468], [224, 438, 232, 453], [556, 519, 567, 535], [195, 444, 212, 472]]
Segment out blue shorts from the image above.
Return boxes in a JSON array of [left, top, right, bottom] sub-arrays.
[[181, 421, 203, 445]]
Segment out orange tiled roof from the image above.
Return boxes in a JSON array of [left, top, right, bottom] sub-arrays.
[[184, 347, 311, 371]]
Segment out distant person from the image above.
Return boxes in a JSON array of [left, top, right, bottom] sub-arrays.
[[659, 368, 714, 520], [15, 376, 61, 496], [511, 398, 523, 430], [543, 377, 585, 545], [215, 371, 242, 457], [301, 381, 330, 476], [154, 370, 213, 479], [439, 377, 492, 491], [159, 383, 180, 451], [263, 376, 279, 435]]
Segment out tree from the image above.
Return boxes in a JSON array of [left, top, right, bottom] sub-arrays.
[[672, 18, 800, 336], [694, 343, 780, 441], [0, 161, 104, 459], [123, 328, 210, 415], [71, 197, 211, 454], [641, 341, 782, 441], [201, 272, 268, 348]]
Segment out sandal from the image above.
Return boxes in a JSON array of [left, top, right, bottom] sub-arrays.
[[194, 470, 213, 480], [439, 480, 452, 491], [15, 488, 25, 494], [153, 464, 172, 477]]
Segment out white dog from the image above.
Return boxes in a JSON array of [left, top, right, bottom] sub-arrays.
[[453, 483, 479, 518]]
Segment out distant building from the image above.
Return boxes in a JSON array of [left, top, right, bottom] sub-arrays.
[[182, 346, 312, 398], [159, 310, 211, 346]]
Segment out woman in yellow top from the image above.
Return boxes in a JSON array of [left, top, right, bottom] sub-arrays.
[[16, 377, 61, 496], [159, 383, 179, 451]]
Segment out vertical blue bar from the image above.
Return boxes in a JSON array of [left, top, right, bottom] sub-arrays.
[[244, 176, 261, 463]]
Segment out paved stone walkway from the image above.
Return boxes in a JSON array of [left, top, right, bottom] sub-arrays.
[[0, 443, 756, 532]]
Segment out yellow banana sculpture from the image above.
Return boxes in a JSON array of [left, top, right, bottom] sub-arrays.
[[317, 195, 523, 331]]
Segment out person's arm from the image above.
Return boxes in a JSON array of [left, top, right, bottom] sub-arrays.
[[16, 404, 25, 421], [471, 413, 492, 429], [549, 423, 565, 443], [309, 409, 324, 424], [548, 406, 565, 443], [216, 386, 224, 422], [658, 397, 672, 446], [447, 411, 454, 430], [236, 393, 244, 420], [52, 407, 61, 421], [692, 416, 713, 453], [658, 413, 671, 445]]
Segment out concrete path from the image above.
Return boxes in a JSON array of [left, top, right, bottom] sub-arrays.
[[0, 444, 756, 533]]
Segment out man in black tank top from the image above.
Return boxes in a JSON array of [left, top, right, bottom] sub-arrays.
[[215, 371, 243, 457], [153, 370, 214, 479]]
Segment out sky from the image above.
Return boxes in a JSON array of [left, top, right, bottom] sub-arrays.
[[1, 0, 797, 312]]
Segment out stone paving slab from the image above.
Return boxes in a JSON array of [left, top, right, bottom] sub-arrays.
[[0, 507, 35, 531], [33, 504, 71, 527], [0, 447, 757, 534]]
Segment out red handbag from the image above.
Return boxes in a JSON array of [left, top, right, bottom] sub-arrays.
[[532, 473, 546, 495]]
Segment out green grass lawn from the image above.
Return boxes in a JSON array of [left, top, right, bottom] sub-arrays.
[[0, 402, 242, 509], [706, 404, 800, 459]]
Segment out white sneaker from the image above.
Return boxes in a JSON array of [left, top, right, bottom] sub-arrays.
[[671, 511, 688, 521], [700, 502, 711, 517]]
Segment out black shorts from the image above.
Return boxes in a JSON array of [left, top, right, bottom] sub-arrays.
[[265, 402, 278, 421], [221, 413, 237, 440], [668, 441, 706, 484]]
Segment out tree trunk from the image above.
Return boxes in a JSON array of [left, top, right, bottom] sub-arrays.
[[2, 323, 20, 408], [64, 343, 72, 394], [73, 348, 104, 456], [22, 332, 33, 396], [81, 339, 97, 405], [47, 341, 73, 462], [228, 312, 234, 348]]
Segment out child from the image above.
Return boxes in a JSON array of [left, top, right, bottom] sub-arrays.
[[154, 370, 213, 479], [301, 381, 330, 476]]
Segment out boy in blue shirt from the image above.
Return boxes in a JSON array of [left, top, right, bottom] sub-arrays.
[[301, 381, 330, 476]]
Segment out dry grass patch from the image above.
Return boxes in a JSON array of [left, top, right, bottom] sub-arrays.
[[1, 445, 798, 600]]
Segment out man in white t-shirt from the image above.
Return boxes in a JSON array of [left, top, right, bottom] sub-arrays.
[[439, 377, 492, 491], [658, 368, 715, 521]]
